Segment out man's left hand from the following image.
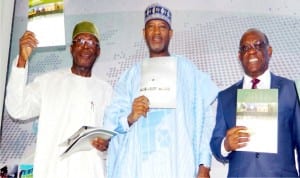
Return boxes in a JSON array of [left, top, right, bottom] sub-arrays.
[[91, 137, 109, 151]]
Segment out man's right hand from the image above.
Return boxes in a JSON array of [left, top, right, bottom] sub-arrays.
[[224, 126, 250, 152], [17, 31, 38, 68], [127, 95, 150, 126]]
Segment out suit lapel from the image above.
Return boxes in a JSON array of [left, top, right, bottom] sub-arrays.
[[236, 79, 243, 89], [270, 73, 281, 89]]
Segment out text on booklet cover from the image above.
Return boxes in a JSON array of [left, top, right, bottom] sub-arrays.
[[140, 57, 177, 108]]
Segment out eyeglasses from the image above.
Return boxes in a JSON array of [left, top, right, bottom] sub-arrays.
[[72, 38, 99, 47], [239, 41, 267, 53]]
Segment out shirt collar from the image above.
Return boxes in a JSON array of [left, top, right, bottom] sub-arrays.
[[243, 69, 271, 89]]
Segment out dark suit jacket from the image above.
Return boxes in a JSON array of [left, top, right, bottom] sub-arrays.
[[210, 73, 300, 177]]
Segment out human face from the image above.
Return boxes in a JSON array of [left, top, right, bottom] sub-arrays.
[[70, 33, 100, 76], [238, 30, 272, 78], [143, 19, 173, 57]]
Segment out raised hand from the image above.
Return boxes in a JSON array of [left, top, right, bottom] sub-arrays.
[[17, 30, 38, 68], [127, 95, 150, 126]]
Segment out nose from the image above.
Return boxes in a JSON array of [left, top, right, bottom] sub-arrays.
[[247, 46, 257, 54], [82, 41, 89, 48], [153, 26, 161, 34]]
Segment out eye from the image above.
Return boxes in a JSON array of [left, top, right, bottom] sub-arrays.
[[78, 39, 85, 45], [145, 24, 154, 30], [254, 41, 266, 50], [72, 38, 99, 47], [72, 38, 84, 45], [159, 24, 168, 29], [86, 40, 93, 45], [239, 45, 250, 53]]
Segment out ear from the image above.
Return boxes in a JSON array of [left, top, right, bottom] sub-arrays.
[[143, 28, 146, 39], [70, 44, 73, 54], [169, 29, 173, 38], [96, 46, 101, 57], [238, 51, 242, 62], [267, 45, 272, 58]]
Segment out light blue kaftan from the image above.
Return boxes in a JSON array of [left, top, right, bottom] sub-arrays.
[[104, 55, 218, 178]]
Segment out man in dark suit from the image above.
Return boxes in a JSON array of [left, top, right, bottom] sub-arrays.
[[210, 28, 300, 177]]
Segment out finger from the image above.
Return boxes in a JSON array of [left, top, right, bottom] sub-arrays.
[[227, 126, 248, 137], [237, 142, 247, 148], [135, 95, 147, 101], [133, 101, 147, 108], [134, 99, 149, 108], [132, 109, 147, 118], [135, 96, 150, 105], [21, 31, 37, 41], [95, 137, 108, 145], [235, 126, 248, 132], [238, 131, 250, 138], [91, 140, 98, 147], [20, 32, 38, 46], [92, 140, 108, 150], [227, 133, 240, 147], [238, 137, 250, 143], [133, 102, 149, 112], [20, 37, 38, 48], [227, 127, 240, 135], [23, 30, 35, 36]]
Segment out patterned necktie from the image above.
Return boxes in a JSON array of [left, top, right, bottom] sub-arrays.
[[251, 78, 260, 89]]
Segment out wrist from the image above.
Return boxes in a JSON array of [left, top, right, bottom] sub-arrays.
[[224, 138, 231, 152], [199, 164, 210, 170], [198, 165, 210, 178], [17, 56, 27, 68], [127, 115, 134, 127]]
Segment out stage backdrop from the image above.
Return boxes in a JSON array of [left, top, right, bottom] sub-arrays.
[[1, 0, 300, 177]]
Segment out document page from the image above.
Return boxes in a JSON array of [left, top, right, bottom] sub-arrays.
[[140, 57, 177, 108], [60, 126, 117, 158], [236, 89, 278, 153], [27, 0, 65, 48]]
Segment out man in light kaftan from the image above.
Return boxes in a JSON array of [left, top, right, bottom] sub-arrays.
[[5, 21, 112, 178], [103, 3, 218, 178]]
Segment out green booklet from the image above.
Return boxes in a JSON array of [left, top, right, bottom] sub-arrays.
[[236, 89, 278, 153], [19, 164, 33, 178], [28, 0, 65, 48]]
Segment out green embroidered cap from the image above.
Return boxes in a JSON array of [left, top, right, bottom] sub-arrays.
[[72, 21, 100, 40]]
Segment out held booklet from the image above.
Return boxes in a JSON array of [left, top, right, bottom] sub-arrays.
[[60, 126, 117, 158], [18, 164, 33, 178], [236, 89, 278, 153], [27, 0, 65, 48], [140, 57, 177, 108]]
